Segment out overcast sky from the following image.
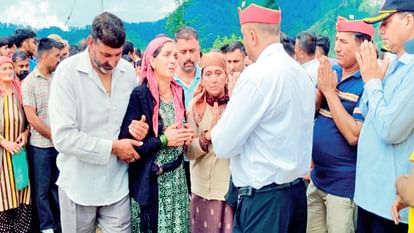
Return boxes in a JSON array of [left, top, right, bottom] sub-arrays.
[[0, 0, 177, 30]]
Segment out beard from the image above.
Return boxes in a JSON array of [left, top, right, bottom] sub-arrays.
[[97, 61, 113, 74], [17, 70, 29, 80], [90, 49, 116, 75], [26, 50, 34, 57], [48, 62, 59, 73], [181, 60, 195, 73]]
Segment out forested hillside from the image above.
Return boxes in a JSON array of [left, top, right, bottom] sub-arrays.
[[0, 0, 382, 51]]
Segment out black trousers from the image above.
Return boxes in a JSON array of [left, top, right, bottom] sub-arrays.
[[233, 179, 307, 233], [356, 206, 408, 233], [183, 160, 191, 194]]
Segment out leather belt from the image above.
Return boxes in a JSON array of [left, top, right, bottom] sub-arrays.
[[238, 178, 303, 197]]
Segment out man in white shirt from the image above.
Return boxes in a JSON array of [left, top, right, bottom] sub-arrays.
[[49, 12, 146, 233], [211, 0, 315, 232], [295, 31, 319, 86]]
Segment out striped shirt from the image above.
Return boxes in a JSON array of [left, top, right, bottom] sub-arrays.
[[21, 69, 53, 148], [311, 64, 364, 198], [0, 93, 31, 212]]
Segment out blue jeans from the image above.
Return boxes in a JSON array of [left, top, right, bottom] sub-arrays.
[[29, 145, 60, 231]]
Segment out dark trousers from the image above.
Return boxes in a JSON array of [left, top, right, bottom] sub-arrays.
[[233, 179, 307, 233], [29, 146, 60, 231], [356, 206, 408, 233], [183, 160, 191, 194]]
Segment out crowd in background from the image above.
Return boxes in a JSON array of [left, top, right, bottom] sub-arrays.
[[0, 0, 414, 233]]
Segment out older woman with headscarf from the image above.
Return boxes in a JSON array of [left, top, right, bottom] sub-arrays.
[[187, 52, 233, 233], [0, 56, 31, 232], [119, 36, 194, 233]]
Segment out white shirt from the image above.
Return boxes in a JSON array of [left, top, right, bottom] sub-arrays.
[[211, 43, 315, 189], [302, 58, 319, 87], [49, 50, 137, 205]]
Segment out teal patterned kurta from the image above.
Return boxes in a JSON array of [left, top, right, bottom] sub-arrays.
[[156, 100, 189, 233], [131, 100, 189, 233]]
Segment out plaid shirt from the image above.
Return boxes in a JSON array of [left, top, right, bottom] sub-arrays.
[[21, 69, 54, 148]]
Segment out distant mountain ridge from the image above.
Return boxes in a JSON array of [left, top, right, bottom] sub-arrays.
[[0, 0, 381, 50]]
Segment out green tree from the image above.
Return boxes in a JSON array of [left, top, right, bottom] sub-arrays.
[[165, 0, 190, 36], [211, 33, 242, 51]]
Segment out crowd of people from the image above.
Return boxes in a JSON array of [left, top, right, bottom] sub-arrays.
[[0, 0, 414, 232]]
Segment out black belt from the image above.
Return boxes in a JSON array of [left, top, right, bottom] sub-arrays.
[[238, 178, 303, 197]]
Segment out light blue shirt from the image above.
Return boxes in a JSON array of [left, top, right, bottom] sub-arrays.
[[211, 43, 315, 189], [355, 53, 414, 223], [49, 50, 138, 206], [174, 65, 201, 110], [29, 57, 37, 72]]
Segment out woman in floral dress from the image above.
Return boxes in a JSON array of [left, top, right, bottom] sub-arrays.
[[120, 36, 193, 233]]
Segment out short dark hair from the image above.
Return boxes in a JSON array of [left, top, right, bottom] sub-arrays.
[[220, 41, 247, 56], [316, 35, 330, 56], [69, 45, 81, 56], [14, 28, 36, 48], [122, 41, 134, 55], [281, 32, 295, 57], [37, 38, 64, 57], [175, 26, 198, 41], [296, 31, 317, 55], [0, 37, 9, 47], [135, 48, 142, 58], [91, 12, 126, 48], [12, 50, 29, 62], [6, 35, 15, 48], [353, 32, 372, 44], [122, 54, 133, 63]]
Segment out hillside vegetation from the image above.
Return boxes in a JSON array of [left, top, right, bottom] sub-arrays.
[[0, 0, 382, 52]]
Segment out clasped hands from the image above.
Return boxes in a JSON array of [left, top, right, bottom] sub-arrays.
[[317, 56, 338, 98], [0, 130, 29, 155], [113, 115, 194, 163], [113, 115, 149, 163], [317, 40, 391, 97], [163, 122, 194, 147], [355, 40, 390, 83]]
